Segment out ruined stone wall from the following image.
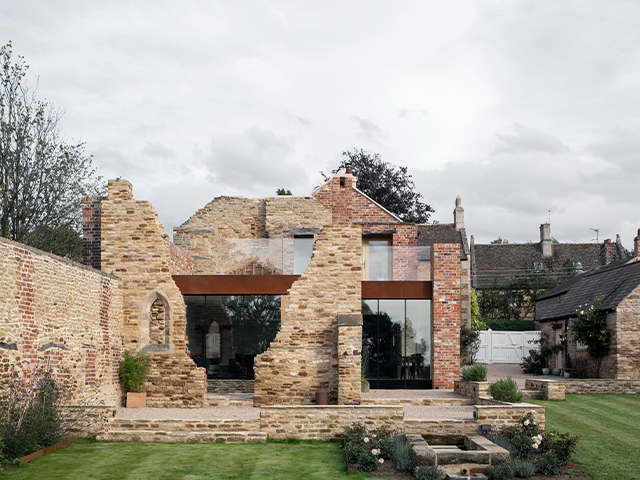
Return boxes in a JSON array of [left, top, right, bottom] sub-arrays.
[[264, 196, 332, 237], [254, 225, 362, 406], [0, 237, 123, 406], [432, 244, 461, 389], [173, 197, 266, 275], [100, 179, 206, 407]]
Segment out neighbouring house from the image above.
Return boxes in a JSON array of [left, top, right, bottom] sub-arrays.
[[0, 170, 468, 408], [470, 223, 627, 320], [535, 229, 640, 378]]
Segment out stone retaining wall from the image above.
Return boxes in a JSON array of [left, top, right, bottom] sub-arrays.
[[474, 404, 545, 430], [564, 378, 640, 394], [260, 405, 404, 440], [454, 381, 490, 400], [0, 237, 123, 406]]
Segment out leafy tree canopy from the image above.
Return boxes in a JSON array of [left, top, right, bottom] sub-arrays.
[[491, 236, 509, 244], [276, 188, 292, 195], [327, 149, 434, 223], [0, 42, 103, 261]]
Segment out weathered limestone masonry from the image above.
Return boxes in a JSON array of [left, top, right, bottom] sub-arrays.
[[97, 179, 206, 407], [264, 196, 332, 237], [432, 244, 461, 389], [261, 405, 403, 440], [0, 236, 123, 405], [254, 225, 362, 406], [454, 380, 490, 400], [173, 196, 330, 275]]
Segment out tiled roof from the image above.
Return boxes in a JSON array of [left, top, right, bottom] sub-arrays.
[[535, 257, 640, 322], [417, 224, 468, 260], [472, 242, 602, 288]]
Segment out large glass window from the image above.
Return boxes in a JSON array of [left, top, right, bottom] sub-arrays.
[[184, 295, 281, 379], [362, 238, 392, 280], [362, 299, 432, 389]]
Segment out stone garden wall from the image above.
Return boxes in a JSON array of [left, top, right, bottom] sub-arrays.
[[253, 225, 362, 406], [260, 405, 404, 440], [0, 237, 123, 406]]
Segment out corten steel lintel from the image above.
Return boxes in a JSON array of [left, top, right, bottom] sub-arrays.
[[173, 275, 432, 299]]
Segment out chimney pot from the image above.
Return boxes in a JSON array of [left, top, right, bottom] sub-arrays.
[[345, 166, 353, 175], [604, 239, 611, 244]]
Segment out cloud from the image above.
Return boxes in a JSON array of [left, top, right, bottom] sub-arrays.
[[141, 141, 176, 159], [283, 110, 313, 128], [203, 127, 309, 194], [585, 127, 640, 171], [350, 116, 387, 143], [494, 124, 570, 155]]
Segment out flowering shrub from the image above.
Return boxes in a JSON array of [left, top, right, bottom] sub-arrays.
[[571, 297, 610, 377], [118, 349, 151, 393], [343, 422, 392, 472], [485, 412, 579, 476], [0, 361, 107, 461]]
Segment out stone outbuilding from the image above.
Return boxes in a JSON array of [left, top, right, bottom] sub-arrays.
[[535, 231, 640, 378]]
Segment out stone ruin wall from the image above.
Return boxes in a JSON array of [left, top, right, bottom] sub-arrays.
[[0, 236, 123, 406], [173, 196, 331, 275], [99, 179, 206, 407], [253, 225, 362, 406]]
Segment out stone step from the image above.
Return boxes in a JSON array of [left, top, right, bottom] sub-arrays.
[[361, 397, 474, 406], [98, 430, 266, 443], [99, 418, 265, 444], [521, 390, 545, 400], [204, 394, 254, 408]]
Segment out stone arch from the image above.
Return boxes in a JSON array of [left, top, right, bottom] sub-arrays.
[[140, 290, 174, 353]]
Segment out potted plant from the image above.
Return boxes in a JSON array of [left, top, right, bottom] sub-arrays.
[[540, 342, 563, 375], [119, 349, 151, 407]]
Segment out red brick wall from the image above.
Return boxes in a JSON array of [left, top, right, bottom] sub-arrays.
[[82, 196, 107, 270], [169, 241, 196, 275], [312, 175, 399, 225], [432, 243, 461, 389]]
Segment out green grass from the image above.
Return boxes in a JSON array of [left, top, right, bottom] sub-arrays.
[[2, 440, 371, 480], [531, 394, 640, 480]]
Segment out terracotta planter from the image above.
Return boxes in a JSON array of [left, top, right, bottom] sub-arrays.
[[126, 392, 147, 408]]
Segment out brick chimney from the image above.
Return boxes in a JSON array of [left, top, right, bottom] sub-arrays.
[[454, 196, 464, 230], [600, 238, 617, 265], [540, 223, 552, 257], [635, 229, 640, 257]]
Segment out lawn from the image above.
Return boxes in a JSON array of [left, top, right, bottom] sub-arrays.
[[2, 439, 371, 480], [531, 394, 640, 480]]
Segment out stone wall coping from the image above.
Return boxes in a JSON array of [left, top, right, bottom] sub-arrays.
[[261, 405, 403, 410], [0, 236, 118, 279], [475, 402, 543, 409]]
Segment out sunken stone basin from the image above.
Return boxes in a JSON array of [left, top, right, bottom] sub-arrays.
[[407, 433, 510, 467]]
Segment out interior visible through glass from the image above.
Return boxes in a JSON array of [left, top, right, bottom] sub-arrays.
[[184, 295, 281, 378], [362, 299, 432, 389]]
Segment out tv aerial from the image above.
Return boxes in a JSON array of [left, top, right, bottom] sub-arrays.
[[590, 228, 599, 243]]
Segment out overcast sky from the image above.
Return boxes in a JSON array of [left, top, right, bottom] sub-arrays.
[[2, 1, 639, 247]]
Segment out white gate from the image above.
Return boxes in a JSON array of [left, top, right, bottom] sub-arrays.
[[476, 331, 540, 364]]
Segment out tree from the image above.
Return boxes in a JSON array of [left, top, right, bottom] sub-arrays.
[[491, 236, 509, 244], [0, 42, 102, 261], [327, 149, 434, 223], [571, 297, 610, 378], [276, 188, 292, 195]]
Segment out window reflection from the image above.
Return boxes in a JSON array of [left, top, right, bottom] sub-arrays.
[[362, 299, 432, 389], [185, 295, 281, 379]]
